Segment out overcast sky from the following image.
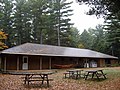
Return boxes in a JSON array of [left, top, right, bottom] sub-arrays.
[[69, 0, 104, 33]]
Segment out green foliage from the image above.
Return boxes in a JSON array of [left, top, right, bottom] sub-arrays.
[[48, 0, 73, 46], [80, 29, 93, 49], [0, 0, 74, 47], [78, 0, 120, 58], [80, 25, 108, 53], [61, 27, 80, 47], [77, 0, 120, 17], [1, 0, 119, 57], [104, 15, 120, 58], [0, 0, 14, 47]]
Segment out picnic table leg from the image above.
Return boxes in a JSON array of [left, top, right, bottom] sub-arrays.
[[24, 75, 28, 84], [103, 74, 107, 79], [68, 72, 74, 79], [41, 75, 44, 85], [24, 75, 30, 85], [24, 75, 27, 84], [100, 70, 107, 79], [76, 71, 79, 79], [92, 73, 95, 79], [44, 75, 49, 87], [41, 74, 49, 87], [79, 71, 82, 78], [85, 72, 89, 80], [76, 71, 80, 79], [69, 72, 73, 78], [46, 75, 49, 87], [95, 73, 100, 81]]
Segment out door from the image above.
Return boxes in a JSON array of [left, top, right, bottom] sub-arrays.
[[22, 56, 28, 70]]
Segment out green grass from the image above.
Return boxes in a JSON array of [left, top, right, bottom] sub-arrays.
[[104, 69, 120, 78]]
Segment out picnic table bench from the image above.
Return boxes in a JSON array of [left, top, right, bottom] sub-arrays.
[[10, 71, 54, 87], [84, 69, 107, 80], [64, 69, 83, 79]]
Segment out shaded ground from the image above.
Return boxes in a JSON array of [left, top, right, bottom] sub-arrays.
[[1, 67, 120, 90]]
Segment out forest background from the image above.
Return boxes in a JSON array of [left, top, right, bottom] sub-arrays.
[[0, 0, 119, 59]]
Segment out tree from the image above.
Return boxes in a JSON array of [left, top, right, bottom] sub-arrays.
[[104, 15, 120, 58], [13, 0, 34, 45], [0, 0, 74, 48], [80, 25, 108, 53], [0, 30, 8, 50], [60, 27, 80, 47], [80, 29, 93, 49], [0, 0, 14, 47], [49, 0, 73, 46], [89, 25, 108, 53], [68, 27, 81, 47], [28, 0, 49, 44], [77, 0, 120, 58], [77, 0, 120, 17]]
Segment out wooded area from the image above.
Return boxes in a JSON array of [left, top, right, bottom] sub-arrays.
[[78, 0, 120, 59], [0, 0, 120, 59]]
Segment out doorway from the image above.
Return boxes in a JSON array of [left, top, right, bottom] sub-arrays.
[[22, 56, 28, 70]]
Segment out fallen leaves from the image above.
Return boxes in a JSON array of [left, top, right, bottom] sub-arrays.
[[0, 67, 120, 90]]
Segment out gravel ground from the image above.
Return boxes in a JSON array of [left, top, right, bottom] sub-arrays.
[[1, 67, 120, 90]]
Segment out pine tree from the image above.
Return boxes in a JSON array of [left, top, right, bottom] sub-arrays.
[[28, 0, 49, 44], [0, 0, 14, 47], [49, 0, 73, 46], [104, 15, 120, 58]]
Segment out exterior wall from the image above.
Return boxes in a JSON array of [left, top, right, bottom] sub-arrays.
[[51, 57, 78, 68], [2, 54, 118, 70], [51, 57, 60, 68], [1, 55, 23, 70], [42, 56, 49, 69], [105, 59, 118, 66], [2, 54, 51, 70], [1, 57, 5, 69], [111, 60, 118, 65], [28, 56, 40, 70], [98, 59, 105, 67], [5, 55, 17, 70], [75, 58, 84, 68], [19, 56, 23, 70], [6, 58, 17, 70]]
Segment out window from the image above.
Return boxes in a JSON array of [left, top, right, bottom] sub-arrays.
[[23, 56, 28, 63]]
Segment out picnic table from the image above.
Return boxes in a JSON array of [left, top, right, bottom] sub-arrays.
[[84, 69, 107, 80], [10, 71, 53, 87], [64, 69, 83, 79]]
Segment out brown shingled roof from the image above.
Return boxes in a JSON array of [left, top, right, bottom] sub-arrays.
[[1, 43, 118, 59]]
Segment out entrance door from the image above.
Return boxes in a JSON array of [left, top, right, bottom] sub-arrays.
[[22, 56, 28, 70]]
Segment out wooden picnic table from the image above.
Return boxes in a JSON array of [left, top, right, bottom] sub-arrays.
[[10, 71, 53, 87], [64, 69, 83, 79], [84, 69, 107, 80]]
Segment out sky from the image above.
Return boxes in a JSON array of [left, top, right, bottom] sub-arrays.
[[69, 0, 104, 33]]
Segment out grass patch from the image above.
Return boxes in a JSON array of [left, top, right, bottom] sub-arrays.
[[104, 69, 120, 78]]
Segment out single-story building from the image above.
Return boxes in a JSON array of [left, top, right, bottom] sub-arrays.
[[0, 43, 118, 70]]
